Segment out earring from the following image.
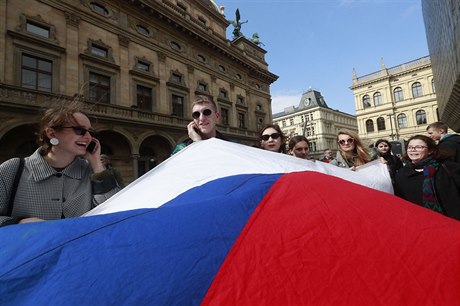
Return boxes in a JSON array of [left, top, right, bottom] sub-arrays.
[[50, 138, 59, 146]]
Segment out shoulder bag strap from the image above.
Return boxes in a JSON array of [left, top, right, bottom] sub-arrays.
[[7, 158, 24, 216]]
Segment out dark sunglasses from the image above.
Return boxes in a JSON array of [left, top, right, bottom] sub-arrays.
[[261, 133, 281, 141], [338, 138, 354, 145], [192, 109, 212, 119], [58, 126, 96, 137]]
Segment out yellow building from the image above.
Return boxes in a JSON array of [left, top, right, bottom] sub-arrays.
[[0, 0, 277, 183], [351, 56, 438, 147], [272, 89, 357, 159]]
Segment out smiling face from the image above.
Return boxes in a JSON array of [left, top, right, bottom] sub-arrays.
[[290, 140, 309, 159], [260, 127, 282, 152], [338, 134, 356, 154], [47, 112, 94, 157], [192, 102, 219, 138], [406, 139, 431, 164]]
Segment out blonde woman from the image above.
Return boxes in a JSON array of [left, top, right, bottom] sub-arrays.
[[330, 129, 370, 171]]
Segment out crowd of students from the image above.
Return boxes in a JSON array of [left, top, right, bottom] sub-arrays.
[[1, 95, 460, 226]]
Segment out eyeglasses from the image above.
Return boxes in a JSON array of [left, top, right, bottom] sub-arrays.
[[192, 109, 212, 119], [58, 126, 96, 137], [261, 133, 281, 141], [338, 138, 354, 145], [407, 145, 427, 151]]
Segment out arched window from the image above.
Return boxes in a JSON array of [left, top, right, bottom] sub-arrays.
[[377, 117, 386, 131], [373, 92, 382, 105], [416, 110, 427, 125], [363, 95, 371, 108], [397, 113, 408, 128], [365, 119, 374, 133], [393, 87, 404, 102], [412, 82, 423, 98]]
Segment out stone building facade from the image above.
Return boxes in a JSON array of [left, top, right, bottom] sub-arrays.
[[273, 89, 357, 159], [350, 56, 438, 147], [0, 0, 278, 183], [422, 0, 460, 132]]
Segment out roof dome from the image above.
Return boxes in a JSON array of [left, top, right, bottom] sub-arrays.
[[202, 0, 219, 12]]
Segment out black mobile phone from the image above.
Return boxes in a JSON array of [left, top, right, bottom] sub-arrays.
[[86, 141, 97, 153]]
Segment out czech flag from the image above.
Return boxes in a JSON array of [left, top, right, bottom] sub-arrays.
[[1, 139, 460, 305]]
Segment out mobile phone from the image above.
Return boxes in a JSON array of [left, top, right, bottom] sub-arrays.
[[86, 141, 97, 153]]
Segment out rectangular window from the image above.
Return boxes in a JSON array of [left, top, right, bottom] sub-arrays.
[[290, 118, 294, 126], [21, 54, 52, 92], [219, 90, 227, 99], [237, 96, 244, 105], [89, 72, 110, 103], [172, 73, 182, 84], [198, 83, 207, 92], [237, 112, 246, 129], [137, 85, 152, 111], [91, 45, 108, 58], [172, 94, 184, 117], [26, 21, 50, 38], [136, 61, 150, 72], [221, 108, 229, 125]]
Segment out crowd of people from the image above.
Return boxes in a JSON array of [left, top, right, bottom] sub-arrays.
[[1, 94, 460, 226]]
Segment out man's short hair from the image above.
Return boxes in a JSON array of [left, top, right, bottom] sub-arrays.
[[192, 95, 217, 112], [427, 121, 449, 132]]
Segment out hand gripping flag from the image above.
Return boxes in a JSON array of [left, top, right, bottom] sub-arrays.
[[1, 139, 460, 305]]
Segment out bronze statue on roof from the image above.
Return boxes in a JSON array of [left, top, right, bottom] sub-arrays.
[[230, 8, 248, 39]]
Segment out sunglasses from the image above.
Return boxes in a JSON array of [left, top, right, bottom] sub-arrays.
[[58, 126, 96, 137], [192, 109, 212, 119], [261, 133, 281, 141], [338, 138, 354, 145]]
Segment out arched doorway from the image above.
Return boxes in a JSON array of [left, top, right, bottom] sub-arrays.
[[138, 135, 172, 177]]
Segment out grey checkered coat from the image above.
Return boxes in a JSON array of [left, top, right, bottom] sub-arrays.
[[0, 148, 120, 226]]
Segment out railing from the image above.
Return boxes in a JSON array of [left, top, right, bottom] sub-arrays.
[[0, 84, 256, 137], [354, 56, 431, 84]]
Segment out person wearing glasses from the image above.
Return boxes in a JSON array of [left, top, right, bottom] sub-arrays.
[[288, 135, 310, 159], [172, 95, 226, 155], [0, 102, 120, 226], [394, 135, 460, 221], [330, 129, 370, 170], [259, 124, 287, 153]]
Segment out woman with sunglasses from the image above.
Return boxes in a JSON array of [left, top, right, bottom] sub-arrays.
[[394, 135, 460, 220], [0, 102, 120, 226], [330, 129, 370, 170], [259, 124, 287, 153]]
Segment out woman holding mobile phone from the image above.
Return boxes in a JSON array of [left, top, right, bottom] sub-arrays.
[[0, 101, 121, 226]]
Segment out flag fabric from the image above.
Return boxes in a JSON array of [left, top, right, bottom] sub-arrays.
[[1, 139, 460, 305]]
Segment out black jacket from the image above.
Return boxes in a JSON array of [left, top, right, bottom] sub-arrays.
[[394, 160, 460, 220], [439, 134, 460, 163]]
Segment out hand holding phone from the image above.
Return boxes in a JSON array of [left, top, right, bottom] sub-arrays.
[[188, 122, 203, 141], [86, 140, 97, 153]]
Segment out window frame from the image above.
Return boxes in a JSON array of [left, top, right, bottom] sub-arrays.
[[397, 113, 408, 128], [373, 92, 382, 106], [376, 117, 386, 131], [363, 95, 371, 108], [365, 119, 374, 133], [411, 82, 423, 98], [416, 109, 427, 125], [393, 87, 404, 102]]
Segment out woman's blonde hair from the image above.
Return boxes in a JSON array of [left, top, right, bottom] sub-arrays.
[[337, 129, 370, 166]]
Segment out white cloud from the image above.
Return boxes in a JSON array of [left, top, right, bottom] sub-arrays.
[[271, 93, 302, 114]]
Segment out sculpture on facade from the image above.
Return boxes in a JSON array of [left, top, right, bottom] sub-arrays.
[[250, 33, 265, 47], [230, 8, 248, 39]]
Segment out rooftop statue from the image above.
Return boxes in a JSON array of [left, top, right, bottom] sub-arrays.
[[250, 33, 265, 47], [230, 8, 248, 38]]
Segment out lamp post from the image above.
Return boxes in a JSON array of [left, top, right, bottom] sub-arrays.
[[387, 113, 395, 140]]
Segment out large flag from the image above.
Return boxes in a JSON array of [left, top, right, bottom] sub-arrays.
[[1, 139, 460, 305]]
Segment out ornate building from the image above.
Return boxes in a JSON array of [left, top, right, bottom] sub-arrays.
[[422, 0, 460, 132], [0, 0, 278, 183], [272, 89, 357, 159], [350, 56, 438, 147]]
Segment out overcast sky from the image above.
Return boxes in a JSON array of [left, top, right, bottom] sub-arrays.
[[219, 0, 429, 115]]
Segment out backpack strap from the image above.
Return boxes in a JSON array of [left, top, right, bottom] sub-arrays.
[[7, 158, 24, 216]]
